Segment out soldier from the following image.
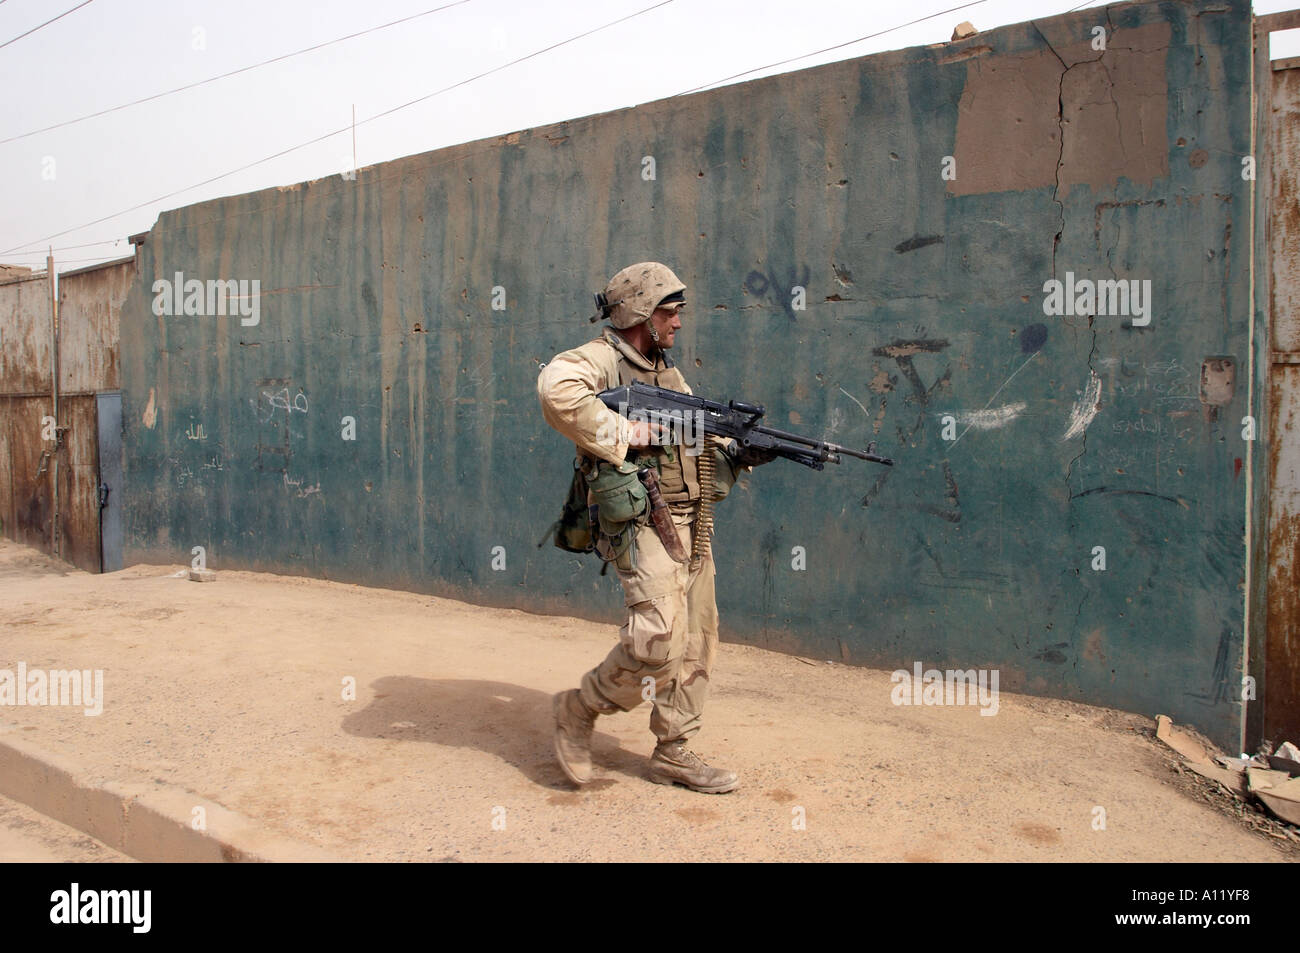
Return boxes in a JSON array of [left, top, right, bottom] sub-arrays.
[[537, 262, 774, 794]]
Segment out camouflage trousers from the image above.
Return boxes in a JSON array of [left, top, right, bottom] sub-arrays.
[[579, 513, 718, 744]]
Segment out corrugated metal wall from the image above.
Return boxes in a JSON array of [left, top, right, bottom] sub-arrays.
[[0, 395, 53, 551], [0, 272, 56, 551], [117, 0, 1262, 749], [0, 272, 53, 397], [59, 259, 134, 572], [1266, 61, 1300, 746], [59, 259, 130, 394], [0, 258, 133, 571]]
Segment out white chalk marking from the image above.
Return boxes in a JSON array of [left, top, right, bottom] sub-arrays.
[[1062, 371, 1102, 440], [949, 351, 1039, 449], [953, 402, 1028, 430], [838, 386, 870, 417]]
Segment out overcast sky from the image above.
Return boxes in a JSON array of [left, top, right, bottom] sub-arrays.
[[1, 0, 1296, 271]]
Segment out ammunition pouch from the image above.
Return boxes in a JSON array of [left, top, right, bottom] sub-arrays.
[[584, 457, 648, 571], [592, 519, 637, 571], [585, 458, 648, 526]]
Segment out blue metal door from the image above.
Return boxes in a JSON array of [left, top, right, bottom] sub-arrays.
[[96, 391, 123, 572]]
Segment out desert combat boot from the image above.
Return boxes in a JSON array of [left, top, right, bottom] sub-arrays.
[[649, 741, 739, 794], [553, 690, 600, 785]]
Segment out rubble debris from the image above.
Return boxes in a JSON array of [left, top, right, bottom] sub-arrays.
[[1186, 761, 1247, 798], [1268, 754, 1300, 776], [1268, 741, 1300, 777], [1247, 767, 1292, 792], [1214, 755, 1252, 770], [1154, 717, 1297, 835], [1245, 765, 1300, 824], [1154, 714, 1209, 764]]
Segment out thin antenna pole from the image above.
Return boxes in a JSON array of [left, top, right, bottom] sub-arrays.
[[47, 246, 60, 558]]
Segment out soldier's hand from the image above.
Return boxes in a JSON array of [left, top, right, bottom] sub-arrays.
[[626, 420, 664, 449], [734, 446, 779, 467]]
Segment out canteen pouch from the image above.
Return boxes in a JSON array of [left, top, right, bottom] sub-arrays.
[[584, 459, 648, 527], [586, 459, 648, 571]]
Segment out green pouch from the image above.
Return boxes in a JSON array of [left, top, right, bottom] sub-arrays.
[[547, 463, 595, 554], [594, 520, 637, 571], [584, 459, 648, 525], [584, 459, 647, 572]]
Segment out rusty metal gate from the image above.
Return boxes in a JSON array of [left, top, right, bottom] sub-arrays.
[[1266, 53, 1300, 748]]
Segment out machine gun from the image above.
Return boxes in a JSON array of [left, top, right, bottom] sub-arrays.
[[596, 380, 894, 471]]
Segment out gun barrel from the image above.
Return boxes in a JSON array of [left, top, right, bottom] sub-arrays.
[[743, 422, 824, 447], [837, 445, 895, 466], [744, 425, 894, 466]]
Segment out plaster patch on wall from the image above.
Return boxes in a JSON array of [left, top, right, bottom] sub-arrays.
[[142, 387, 157, 429], [948, 21, 1170, 196]]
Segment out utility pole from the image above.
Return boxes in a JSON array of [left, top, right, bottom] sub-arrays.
[[46, 247, 60, 558]]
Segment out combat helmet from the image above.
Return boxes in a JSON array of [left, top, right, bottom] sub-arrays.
[[590, 262, 686, 328]]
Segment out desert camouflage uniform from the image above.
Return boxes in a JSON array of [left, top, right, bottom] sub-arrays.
[[538, 324, 723, 743]]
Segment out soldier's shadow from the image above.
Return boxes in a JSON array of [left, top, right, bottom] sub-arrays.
[[341, 676, 646, 789]]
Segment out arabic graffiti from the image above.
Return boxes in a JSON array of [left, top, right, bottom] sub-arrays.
[[283, 472, 322, 498], [744, 264, 811, 323], [255, 387, 309, 424]]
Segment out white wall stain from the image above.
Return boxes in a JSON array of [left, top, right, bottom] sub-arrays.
[[951, 402, 1028, 430], [1063, 372, 1102, 440], [949, 350, 1040, 449]]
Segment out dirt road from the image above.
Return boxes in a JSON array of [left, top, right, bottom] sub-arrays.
[[0, 539, 1288, 862]]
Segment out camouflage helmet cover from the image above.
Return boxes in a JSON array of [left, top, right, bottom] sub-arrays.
[[601, 262, 686, 329]]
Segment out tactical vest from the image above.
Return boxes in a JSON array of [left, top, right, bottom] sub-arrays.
[[598, 328, 700, 506]]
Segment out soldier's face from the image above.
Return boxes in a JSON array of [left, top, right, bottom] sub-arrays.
[[650, 305, 683, 348]]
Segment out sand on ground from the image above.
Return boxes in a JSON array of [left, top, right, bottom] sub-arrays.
[[0, 538, 1290, 862]]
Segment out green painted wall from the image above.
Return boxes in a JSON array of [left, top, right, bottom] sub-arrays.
[[121, 0, 1260, 749]]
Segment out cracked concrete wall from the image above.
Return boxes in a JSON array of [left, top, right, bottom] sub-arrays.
[[950, 19, 1172, 197], [118, 0, 1257, 749]]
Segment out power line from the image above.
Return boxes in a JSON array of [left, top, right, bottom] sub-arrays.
[[5, 245, 126, 259], [0, 0, 95, 52], [8, 238, 129, 253], [1, 0, 676, 256], [0, 0, 475, 146], [2, 254, 130, 265], [7, 0, 997, 256], [675, 0, 991, 96]]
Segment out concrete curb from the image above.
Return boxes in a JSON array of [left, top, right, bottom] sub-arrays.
[[0, 730, 341, 862]]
